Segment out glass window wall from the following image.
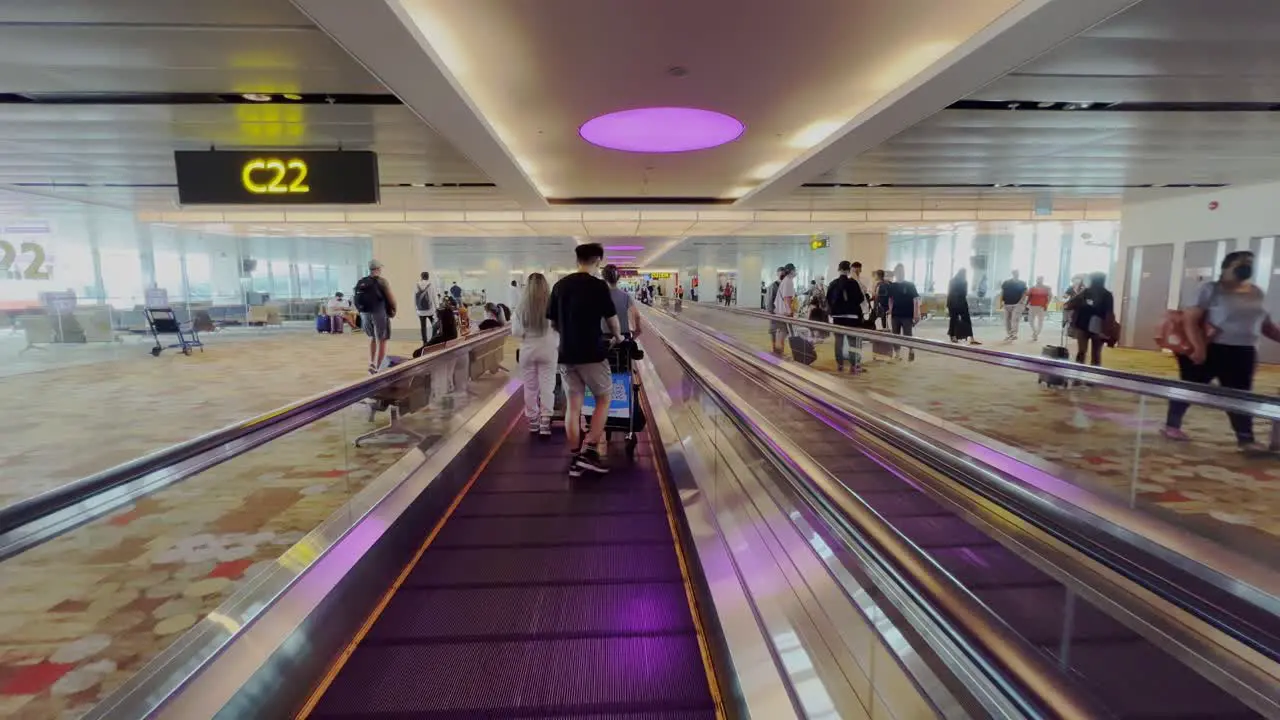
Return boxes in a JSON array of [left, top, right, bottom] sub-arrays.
[[0, 209, 371, 315], [887, 221, 1120, 298]]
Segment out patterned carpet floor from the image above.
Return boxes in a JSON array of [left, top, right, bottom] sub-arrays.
[[674, 303, 1280, 562], [0, 331, 510, 718]]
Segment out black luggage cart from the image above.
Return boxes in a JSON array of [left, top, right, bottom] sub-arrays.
[[145, 307, 203, 357]]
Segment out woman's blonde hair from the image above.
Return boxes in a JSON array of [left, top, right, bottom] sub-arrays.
[[519, 272, 550, 333]]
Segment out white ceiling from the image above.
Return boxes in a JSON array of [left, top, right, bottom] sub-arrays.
[[818, 0, 1280, 188], [0, 0, 1272, 241], [968, 0, 1280, 103], [0, 0, 385, 94], [392, 0, 1020, 200]]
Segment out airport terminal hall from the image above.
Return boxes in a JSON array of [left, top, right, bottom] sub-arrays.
[[4, 1, 1280, 718]]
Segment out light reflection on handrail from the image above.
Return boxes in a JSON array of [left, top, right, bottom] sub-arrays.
[[662, 299, 1280, 421], [654, 307, 1280, 715], [645, 311, 1105, 720]]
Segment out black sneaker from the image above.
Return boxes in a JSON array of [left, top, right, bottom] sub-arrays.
[[567, 453, 584, 477], [574, 448, 609, 475]]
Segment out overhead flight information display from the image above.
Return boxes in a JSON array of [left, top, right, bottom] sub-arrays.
[[173, 150, 380, 205]]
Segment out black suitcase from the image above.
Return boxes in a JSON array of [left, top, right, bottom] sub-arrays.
[[1039, 330, 1071, 387], [789, 336, 818, 365]]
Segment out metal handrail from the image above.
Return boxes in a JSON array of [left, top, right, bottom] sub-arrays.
[[645, 311, 1107, 719], [0, 328, 510, 556], [666, 300, 1280, 421], [667, 306, 1280, 611], [654, 307, 1280, 714]]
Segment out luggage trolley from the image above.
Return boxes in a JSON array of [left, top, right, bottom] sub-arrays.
[[144, 307, 203, 357], [581, 339, 646, 460]]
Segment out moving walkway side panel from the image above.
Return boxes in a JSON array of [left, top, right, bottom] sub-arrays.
[[140, 386, 525, 720], [639, 324, 984, 719], [648, 306, 1278, 718]]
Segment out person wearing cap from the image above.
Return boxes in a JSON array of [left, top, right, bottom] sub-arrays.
[[353, 259, 397, 374]]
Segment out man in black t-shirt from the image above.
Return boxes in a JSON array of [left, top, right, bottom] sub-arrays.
[[826, 260, 866, 372], [887, 276, 920, 361], [999, 270, 1029, 342], [547, 243, 621, 476]]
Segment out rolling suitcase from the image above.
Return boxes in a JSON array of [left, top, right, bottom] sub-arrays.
[[316, 315, 330, 333], [1039, 328, 1071, 388], [788, 335, 818, 365]]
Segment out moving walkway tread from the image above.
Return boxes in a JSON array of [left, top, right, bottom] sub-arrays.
[[307, 428, 717, 719], [738, 392, 1263, 718]]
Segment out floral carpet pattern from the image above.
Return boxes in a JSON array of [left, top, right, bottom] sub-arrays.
[[0, 333, 509, 718], [674, 304, 1280, 560]]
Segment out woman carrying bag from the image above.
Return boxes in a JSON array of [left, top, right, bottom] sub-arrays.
[[1064, 272, 1119, 367], [1160, 251, 1280, 451]]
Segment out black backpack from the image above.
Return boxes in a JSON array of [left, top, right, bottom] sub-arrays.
[[352, 275, 385, 313], [415, 285, 434, 313], [765, 280, 781, 313]]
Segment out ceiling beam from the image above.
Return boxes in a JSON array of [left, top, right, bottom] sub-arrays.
[[739, 0, 1142, 207], [291, 0, 546, 208]]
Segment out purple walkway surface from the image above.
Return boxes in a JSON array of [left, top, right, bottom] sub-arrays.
[[310, 431, 716, 719]]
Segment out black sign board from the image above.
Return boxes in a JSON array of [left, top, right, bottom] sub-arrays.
[[173, 150, 380, 205]]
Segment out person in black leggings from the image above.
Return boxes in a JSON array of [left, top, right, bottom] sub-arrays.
[[1162, 251, 1280, 451]]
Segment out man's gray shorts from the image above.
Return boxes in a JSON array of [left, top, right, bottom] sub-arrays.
[[560, 361, 611, 401], [361, 311, 391, 341]]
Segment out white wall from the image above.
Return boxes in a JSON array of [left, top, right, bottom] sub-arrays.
[[1119, 182, 1280, 310]]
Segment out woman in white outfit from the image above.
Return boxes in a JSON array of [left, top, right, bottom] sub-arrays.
[[512, 272, 559, 435]]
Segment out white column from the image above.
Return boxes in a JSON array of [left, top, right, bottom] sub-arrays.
[[736, 250, 763, 308], [825, 232, 889, 280], [370, 234, 434, 332], [696, 248, 717, 303], [478, 254, 513, 306]]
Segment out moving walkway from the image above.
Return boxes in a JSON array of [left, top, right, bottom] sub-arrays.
[[1, 313, 1277, 719]]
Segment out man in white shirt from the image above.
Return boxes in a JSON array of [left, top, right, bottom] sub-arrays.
[[771, 263, 797, 355], [850, 262, 871, 317], [325, 292, 351, 334], [414, 271, 437, 345]]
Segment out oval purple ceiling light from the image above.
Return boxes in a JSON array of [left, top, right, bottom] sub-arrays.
[[579, 107, 745, 153]]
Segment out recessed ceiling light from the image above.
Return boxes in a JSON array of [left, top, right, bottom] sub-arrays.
[[788, 120, 843, 150], [579, 107, 744, 153], [282, 93, 303, 101], [242, 93, 273, 102], [749, 161, 786, 180]]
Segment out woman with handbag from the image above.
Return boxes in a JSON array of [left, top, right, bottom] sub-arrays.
[[1064, 272, 1117, 367], [1161, 251, 1279, 451]]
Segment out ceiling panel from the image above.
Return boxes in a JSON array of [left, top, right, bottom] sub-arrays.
[[0, 0, 384, 94], [796, 0, 1280, 204], [0, 0, 504, 210], [0, 104, 489, 185], [397, 0, 1018, 198]]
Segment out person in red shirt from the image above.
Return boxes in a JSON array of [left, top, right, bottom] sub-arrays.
[[1027, 276, 1052, 342]]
